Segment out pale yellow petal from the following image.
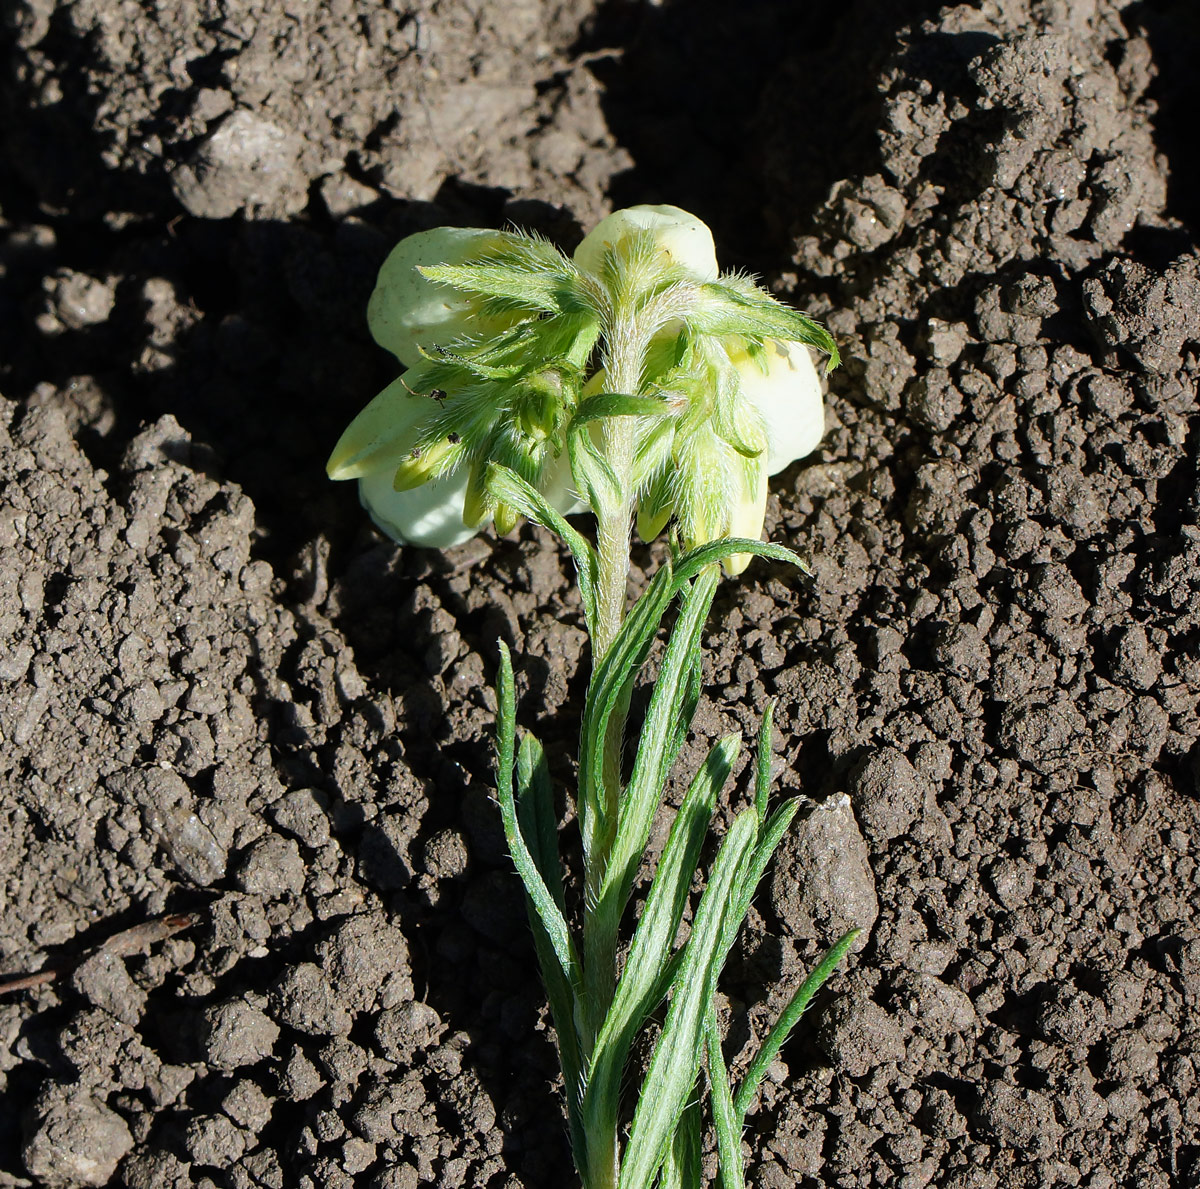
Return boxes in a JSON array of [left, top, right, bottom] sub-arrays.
[[326, 375, 432, 481], [728, 340, 825, 474], [358, 466, 480, 549], [367, 227, 518, 368], [722, 457, 768, 577]]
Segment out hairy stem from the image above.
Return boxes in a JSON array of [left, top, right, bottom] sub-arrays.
[[592, 311, 642, 659], [581, 298, 651, 1189]]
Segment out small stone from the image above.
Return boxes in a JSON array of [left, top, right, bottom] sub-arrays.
[[22, 1087, 133, 1186], [170, 110, 307, 219], [816, 994, 906, 1077], [986, 857, 1034, 910], [192, 87, 234, 123], [279, 1045, 324, 1100], [222, 1080, 274, 1131], [341, 1137, 377, 1175], [117, 680, 165, 724], [70, 950, 147, 1027], [925, 319, 969, 366], [1003, 272, 1059, 319], [269, 788, 332, 848], [895, 973, 979, 1036], [1099, 1032, 1159, 1082], [973, 1085, 1061, 1157], [317, 1035, 369, 1086], [319, 173, 380, 219], [1096, 970, 1146, 1028], [374, 1001, 444, 1065], [184, 1112, 247, 1168], [770, 794, 878, 948], [269, 963, 351, 1036], [421, 829, 469, 880], [235, 835, 306, 898], [847, 748, 926, 844], [45, 269, 116, 330], [316, 911, 413, 1013], [200, 1000, 280, 1071], [371, 1165, 420, 1189], [931, 621, 990, 682], [119, 1148, 193, 1189], [1107, 623, 1162, 690], [1035, 985, 1108, 1047], [905, 368, 964, 432]]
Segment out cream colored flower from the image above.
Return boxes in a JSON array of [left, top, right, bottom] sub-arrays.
[[367, 227, 524, 368], [725, 339, 825, 475], [330, 207, 832, 558], [573, 205, 718, 282]]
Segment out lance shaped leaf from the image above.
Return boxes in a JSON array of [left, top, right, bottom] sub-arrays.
[[618, 808, 759, 1189], [579, 734, 737, 1177], [689, 274, 840, 370]]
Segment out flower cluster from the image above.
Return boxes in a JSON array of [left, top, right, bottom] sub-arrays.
[[327, 206, 835, 565]]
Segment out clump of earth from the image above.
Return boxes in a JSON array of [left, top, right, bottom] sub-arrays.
[[1, 1, 1197, 1187]]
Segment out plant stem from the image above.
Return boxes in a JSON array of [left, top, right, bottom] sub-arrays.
[[592, 307, 643, 659], [581, 300, 650, 1189]]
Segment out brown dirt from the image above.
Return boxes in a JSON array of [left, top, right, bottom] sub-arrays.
[[1, 1, 1198, 1187]]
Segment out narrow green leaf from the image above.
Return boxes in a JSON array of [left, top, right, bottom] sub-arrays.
[[484, 463, 598, 636], [659, 1093, 702, 1189], [495, 648, 587, 1166], [672, 538, 809, 588], [690, 279, 841, 371], [646, 947, 685, 1014], [671, 649, 703, 769], [580, 736, 736, 1165], [720, 799, 801, 962], [568, 419, 622, 515], [632, 418, 677, 492], [494, 644, 580, 987], [423, 348, 524, 381], [587, 568, 719, 1013], [420, 238, 580, 316], [706, 1004, 745, 1189], [732, 928, 861, 1122], [422, 262, 563, 312], [572, 392, 672, 426], [576, 562, 675, 868], [753, 702, 776, 822], [517, 734, 564, 912], [524, 902, 587, 1169], [517, 863, 586, 1171], [618, 809, 759, 1189]]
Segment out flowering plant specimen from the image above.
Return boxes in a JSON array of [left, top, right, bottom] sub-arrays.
[[329, 206, 856, 1189]]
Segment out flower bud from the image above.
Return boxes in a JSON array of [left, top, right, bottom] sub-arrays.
[[722, 458, 768, 577], [574, 205, 718, 283], [637, 497, 674, 544], [493, 502, 521, 536], [462, 459, 491, 529], [389, 436, 460, 492]]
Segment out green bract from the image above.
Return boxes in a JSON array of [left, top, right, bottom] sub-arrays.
[[326, 207, 855, 1189]]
